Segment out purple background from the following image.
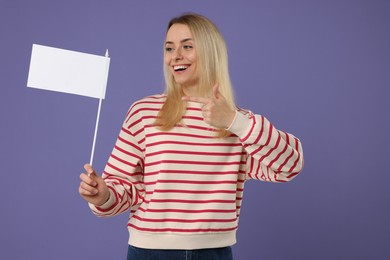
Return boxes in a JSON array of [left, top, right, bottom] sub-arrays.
[[1, 1, 389, 259]]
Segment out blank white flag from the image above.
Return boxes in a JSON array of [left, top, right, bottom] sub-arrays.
[[27, 44, 110, 99]]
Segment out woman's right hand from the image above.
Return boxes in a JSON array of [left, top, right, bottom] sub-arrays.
[[78, 164, 110, 206]]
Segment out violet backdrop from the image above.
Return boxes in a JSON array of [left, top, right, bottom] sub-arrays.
[[1, 0, 389, 259]]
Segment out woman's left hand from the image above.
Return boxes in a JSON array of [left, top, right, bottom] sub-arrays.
[[182, 84, 236, 129]]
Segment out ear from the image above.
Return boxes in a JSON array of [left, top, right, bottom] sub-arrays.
[[213, 84, 220, 99]]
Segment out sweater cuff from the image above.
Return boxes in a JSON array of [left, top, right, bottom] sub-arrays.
[[226, 110, 253, 139], [88, 188, 115, 212]]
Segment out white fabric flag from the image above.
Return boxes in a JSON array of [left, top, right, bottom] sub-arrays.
[[27, 44, 110, 99]]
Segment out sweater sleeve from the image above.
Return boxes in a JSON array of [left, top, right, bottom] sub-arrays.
[[227, 109, 304, 182], [89, 105, 145, 217]]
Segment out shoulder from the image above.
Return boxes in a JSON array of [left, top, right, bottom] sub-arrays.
[[130, 94, 166, 110], [125, 94, 166, 121]]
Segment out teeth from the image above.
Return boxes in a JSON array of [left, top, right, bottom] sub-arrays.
[[174, 65, 189, 71]]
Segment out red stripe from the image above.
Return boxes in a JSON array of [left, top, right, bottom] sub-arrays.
[[104, 171, 143, 179], [146, 140, 242, 148], [144, 123, 235, 137], [182, 124, 217, 132], [255, 158, 261, 180], [144, 169, 242, 177], [288, 153, 301, 173], [145, 160, 242, 167], [132, 214, 237, 223], [182, 115, 203, 121], [118, 136, 142, 152], [127, 99, 164, 118], [103, 175, 136, 187], [144, 179, 237, 185], [133, 127, 145, 138], [147, 150, 244, 157], [146, 189, 236, 194], [268, 141, 288, 168], [128, 116, 156, 129], [120, 126, 133, 137], [146, 132, 218, 139], [144, 199, 235, 204], [113, 201, 132, 215], [128, 223, 237, 233], [287, 138, 302, 173], [258, 130, 282, 163], [284, 131, 290, 145], [126, 115, 141, 125], [114, 145, 143, 164], [186, 107, 201, 111], [134, 100, 164, 105], [248, 157, 254, 177], [137, 207, 236, 214], [241, 115, 256, 142], [253, 115, 265, 144], [277, 149, 295, 172], [144, 123, 218, 133], [250, 123, 274, 156], [127, 107, 160, 121], [110, 154, 138, 168], [287, 171, 300, 179], [106, 162, 138, 177]]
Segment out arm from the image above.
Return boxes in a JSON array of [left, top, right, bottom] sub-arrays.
[[182, 84, 303, 182], [88, 106, 146, 217], [228, 109, 304, 182]]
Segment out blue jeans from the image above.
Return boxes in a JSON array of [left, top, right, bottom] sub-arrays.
[[127, 245, 233, 260]]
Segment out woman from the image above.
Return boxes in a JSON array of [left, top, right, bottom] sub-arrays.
[[79, 13, 303, 260]]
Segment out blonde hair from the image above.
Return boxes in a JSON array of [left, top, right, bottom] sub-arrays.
[[155, 13, 235, 137]]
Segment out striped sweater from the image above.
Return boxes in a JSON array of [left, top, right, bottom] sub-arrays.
[[89, 94, 303, 250]]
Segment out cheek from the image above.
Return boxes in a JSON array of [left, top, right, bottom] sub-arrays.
[[164, 55, 171, 67], [188, 52, 197, 63]]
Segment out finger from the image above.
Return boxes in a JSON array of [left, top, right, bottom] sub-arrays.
[[79, 182, 98, 195], [213, 84, 220, 99], [182, 96, 211, 104], [84, 163, 96, 177], [80, 173, 97, 187]]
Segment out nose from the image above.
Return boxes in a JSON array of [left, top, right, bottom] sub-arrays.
[[173, 47, 183, 61]]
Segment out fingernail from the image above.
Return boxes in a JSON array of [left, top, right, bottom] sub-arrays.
[[92, 181, 97, 186]]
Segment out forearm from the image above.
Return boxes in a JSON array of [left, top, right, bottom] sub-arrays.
[[228, 110, 304, 180]]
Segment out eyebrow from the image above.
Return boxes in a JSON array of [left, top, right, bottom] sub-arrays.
[[165, 38, 193, 45]]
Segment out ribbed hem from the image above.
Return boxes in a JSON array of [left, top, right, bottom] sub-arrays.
[[128, 229, 237, 250]]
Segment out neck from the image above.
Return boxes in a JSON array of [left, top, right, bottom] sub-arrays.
[[182, 84, 199, 97]]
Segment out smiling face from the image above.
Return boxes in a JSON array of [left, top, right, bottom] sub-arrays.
[[164, 23, 199, 95]]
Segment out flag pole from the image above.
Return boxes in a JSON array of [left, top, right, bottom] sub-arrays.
[[89, 49, 109, 166], [89, 98, 102, 166]]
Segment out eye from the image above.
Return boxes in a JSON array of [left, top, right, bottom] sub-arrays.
[[183, 45, 193, 50], [165, 47, 174, 52]]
